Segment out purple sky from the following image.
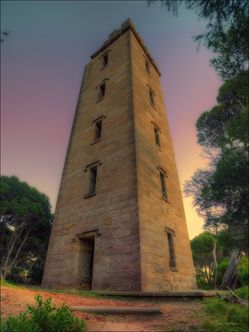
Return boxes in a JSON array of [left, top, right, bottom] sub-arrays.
[[1, 1, 221, 238]]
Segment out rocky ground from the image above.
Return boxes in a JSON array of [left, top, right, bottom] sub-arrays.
[[1, 285, 206, 331]]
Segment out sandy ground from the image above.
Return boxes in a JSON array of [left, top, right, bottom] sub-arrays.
[[1, 286, 206, 331]]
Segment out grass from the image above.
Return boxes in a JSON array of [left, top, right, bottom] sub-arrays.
[[32, 287, 127, 300], [36, 287, 102, 298], [1, 279, 24, 289], [235, 286, 249, 300], [3, 280, 248, 332], [203, 298, 249, 332], [1, 279, 126, 300], [1, 279, 100, 297]]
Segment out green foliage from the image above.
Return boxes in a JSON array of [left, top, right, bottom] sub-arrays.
[[196, 70, 249, 148], [238, 257, 249, 287], [1, 295, 86, 332], [215, 258, 229, 286], [150, 0, 249, 80], [0, 279, 21, 288], [216, 230, 234, 257], [2, 280, 123, 301], [195, 276, 212, 290], [235, 287, 249, 301], [185, 71, 249, 254], [152, 0, 249, 289], [0, 176, 52, 283], [1, 313, 39, 332], [207, 12, 249, 80], [203, 298, 249, 332], [191, 232, 222, 289], [191, 231, 249, 289], [191, 232, 215, 255]]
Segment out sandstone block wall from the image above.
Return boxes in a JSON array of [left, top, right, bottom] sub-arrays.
[[42, 20, 196, 291], [43, 30, 141, 291], [130, 31, 196, 291]]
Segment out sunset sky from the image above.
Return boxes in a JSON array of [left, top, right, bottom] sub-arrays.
[[1, 0, 221, 239]]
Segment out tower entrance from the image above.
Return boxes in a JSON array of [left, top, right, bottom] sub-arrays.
[[79, 237, 95, 290]]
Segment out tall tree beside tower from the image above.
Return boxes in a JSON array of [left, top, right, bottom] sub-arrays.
[[150, 0, 249, 288]]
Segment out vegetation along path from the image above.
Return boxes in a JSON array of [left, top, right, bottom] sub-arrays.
[[1, 284, 207, 331], [2, 282, 248, 331]]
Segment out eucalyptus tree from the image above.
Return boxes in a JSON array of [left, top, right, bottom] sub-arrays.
[[0, 176, 52, 283]]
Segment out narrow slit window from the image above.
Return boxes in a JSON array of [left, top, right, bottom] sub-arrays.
[[95, 120, 102, 140], [149, 88, 155, 106], [167, 232, 176, 269], [102, 53, 108, 67], [145, 59, 150, 74], [99, 82, 106, 99], [160, 171, 167, 199], [88, 166, 97, 195], [154, 128, 160, 147]]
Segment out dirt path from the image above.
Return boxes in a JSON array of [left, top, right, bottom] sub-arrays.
[[1, 286, 205, 331]]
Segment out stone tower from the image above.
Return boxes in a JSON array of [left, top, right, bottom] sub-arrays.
[[42, 19, 196, 291]]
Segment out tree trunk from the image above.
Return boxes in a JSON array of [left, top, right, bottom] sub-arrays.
[[219, 249, 241, 290], [0, 270, 5, 280], [1, 226, 30, 281], [212, 238, 218, 288]]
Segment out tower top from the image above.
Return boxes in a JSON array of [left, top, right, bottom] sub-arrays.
[[90, 18, 161, 76]]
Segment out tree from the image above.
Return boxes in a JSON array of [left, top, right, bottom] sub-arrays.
[[185, 71, 249, 253], [184, 71, 248, 288], [149, 0, 249, 80], [191, 231, 248, 289], [0, 176, 52, 283], [196, 70, 248, 148], [150, 0, 249, 288], [191, 232, 218, 288]]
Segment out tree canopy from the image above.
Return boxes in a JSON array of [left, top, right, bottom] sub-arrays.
[[192, 231, 248, 289], [150, 0, 249, 289], [149, 0, 249, 80], [185, 70, 249, 253], [196, 70, 248, 148], [0, 176, 52, 283]]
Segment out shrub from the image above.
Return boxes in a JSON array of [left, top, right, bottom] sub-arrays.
[[235, 286, 249, 300], [203, 298, 249, 332], [215, 256, 248, 289], [196, 275, 213, 290], [1, 295, 86, 332], [0, 313, 39, 332], [215, 258, 229, 286], [238, 256, 249, 287]]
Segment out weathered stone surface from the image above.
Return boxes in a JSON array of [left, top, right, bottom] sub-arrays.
[[42, 19, 196, 291], [71, 306, 162, 314]]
